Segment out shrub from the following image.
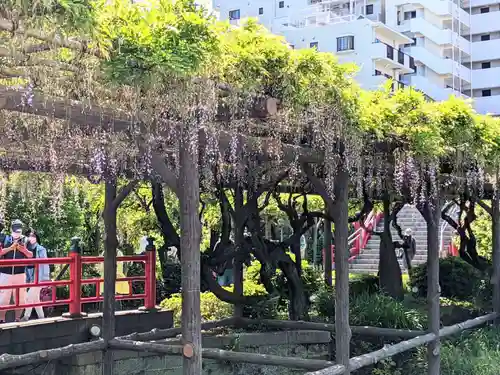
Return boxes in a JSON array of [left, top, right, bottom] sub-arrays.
[[350, 293, 425, 330], [315, 286, 335, 320], [160, 280, 275, 325], [161, 292, 233, 326], [409, 257, 483, 301], [349, 274, 380, 296], [409, 326, 500, 375], [315, 290, 425, 330]]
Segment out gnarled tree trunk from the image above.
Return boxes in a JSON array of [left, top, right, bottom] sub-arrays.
[[378, 195, 404, 300]]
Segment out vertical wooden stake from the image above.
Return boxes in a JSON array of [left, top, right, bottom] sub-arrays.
[[233, 184, 244, 317], [102, 180, 118, 375], [492, 173, 500, 317], [324, 216, 333, 287], [179, 122, 202, 375], [426, 196, 440, 375], [333, 168, 351, 375], [312, 218, 318, 267]]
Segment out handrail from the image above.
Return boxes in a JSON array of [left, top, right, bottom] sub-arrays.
[[439, 202, 458, 255], [322, 211, 382, 265], [0, 249, 156, 314]]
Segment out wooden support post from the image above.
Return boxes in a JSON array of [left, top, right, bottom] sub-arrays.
[[492, 173, 500, 317], [179, 121, 202, 375], [425, 196, 440, 375], [333, 168, 350, 375], [324, 216, 332, 286], [102, 179, 119, 375], [233, 184, 244, 317], [312, 218, 318, 267]]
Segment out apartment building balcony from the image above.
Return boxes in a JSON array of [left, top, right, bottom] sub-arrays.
[[398, 18, 471, 55], [472, 67, 500, 90], [408, 47, 471, 82], [406, 75, 464, 101], [282, 11, 357, 29], [471, 10, 500, 34], [471, 39, 500, 62], [465, 0, 497, 6], [372, 41, 415, 74], [474, 95, 500, 116], [388, 0, 470, 27]]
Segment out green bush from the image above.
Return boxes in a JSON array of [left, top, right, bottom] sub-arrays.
[[315, 275, 381, 321], [349, 274, 380, 296], [350, 293, 425, 330], [160, 280, 275, 325], [409, 257, 483, 301], [408, 326, 500, 375], [161, 291, 233, 326], [315, 290, 425, 330], [440, 327, 500, 375]]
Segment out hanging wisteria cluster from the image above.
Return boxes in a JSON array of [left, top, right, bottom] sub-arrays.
[[0, 0, 499, 204]]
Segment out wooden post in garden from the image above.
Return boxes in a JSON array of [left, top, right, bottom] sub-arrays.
[[324, 214, 333, 286], [333, 168, 351, 375], [179, 120, 202, 375], [312, 218, 319, 267], [102, 180, 119, 375], [102, 178, 137, 375], [233, 184, 244, 317], [492, 171, 500, 317], [425, 195, 441, 375]]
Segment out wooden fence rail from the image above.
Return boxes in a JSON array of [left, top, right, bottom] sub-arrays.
[[0, 313, 495, 372], [305, 312, 499, 375]]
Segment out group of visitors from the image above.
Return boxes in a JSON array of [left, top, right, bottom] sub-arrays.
[[0, 219, 49, 323]]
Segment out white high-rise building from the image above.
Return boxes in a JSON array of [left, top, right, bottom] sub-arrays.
[[213, 0, 500, 116]]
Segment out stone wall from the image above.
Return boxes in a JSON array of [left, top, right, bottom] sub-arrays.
[[60, 330, 331, 375]]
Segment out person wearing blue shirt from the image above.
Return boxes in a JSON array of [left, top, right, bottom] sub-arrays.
[[21, 229, 50, 321]]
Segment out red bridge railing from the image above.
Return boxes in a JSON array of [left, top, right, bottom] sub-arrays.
[[322, 211, 383, 265], [0, 245, 156, 316]]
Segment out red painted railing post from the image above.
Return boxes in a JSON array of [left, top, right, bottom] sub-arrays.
[[141, 237, 157, 311], [64, 237, 83, 318]]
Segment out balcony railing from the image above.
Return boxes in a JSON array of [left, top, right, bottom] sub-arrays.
[[374, 40, 414, 72]]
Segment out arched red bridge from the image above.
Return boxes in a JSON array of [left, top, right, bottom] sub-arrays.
[[0, 247, 157, 316]]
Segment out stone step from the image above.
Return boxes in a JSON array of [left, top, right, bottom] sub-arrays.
[[352, 256, 427, 262]]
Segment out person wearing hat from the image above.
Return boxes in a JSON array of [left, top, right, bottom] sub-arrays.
[[21, 229, 50, 321], [0, 220, 33, 323]]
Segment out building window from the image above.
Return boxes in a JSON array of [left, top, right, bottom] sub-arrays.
[[337, 36, 354, 51], [310, 41, 318, 49], [410, 57, 416, 71], [480, 7, 490, 13], [481, 34, 491, 41], [483, 89, 492, 97], [366, 4, 374, 15], [398, 50, 405, 65], [279, 1, 285, 8], [229, 9, 240, 20], [404, 11, 416, 20], [290, 44, 295, 49], [386, 44, 394, 60], [259, 7, 264, 15], [482, 62, 491, 69]]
